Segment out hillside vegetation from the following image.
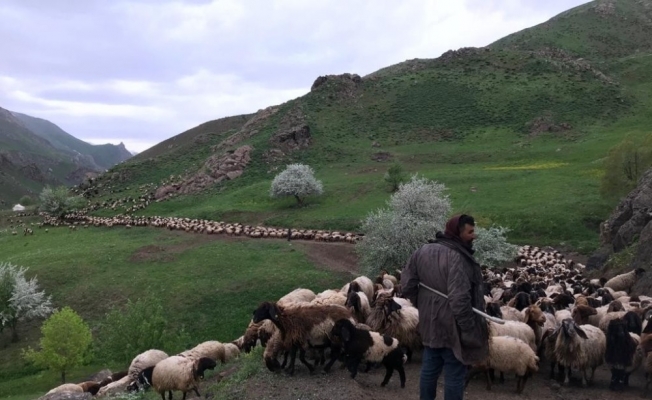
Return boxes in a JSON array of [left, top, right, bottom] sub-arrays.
[[96, 0, 652, 251]]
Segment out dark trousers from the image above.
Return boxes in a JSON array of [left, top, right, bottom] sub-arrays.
[[420, 347, 467, 400]]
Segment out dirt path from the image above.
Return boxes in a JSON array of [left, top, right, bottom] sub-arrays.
[[233, 351, 648, 400]]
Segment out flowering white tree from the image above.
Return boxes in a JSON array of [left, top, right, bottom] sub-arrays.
[[39, 185, 85, 217], [473, 226, 519, 267], [0, 262, 54, 342], [270, 164, 324, 205], [357, 174, 452, 276]]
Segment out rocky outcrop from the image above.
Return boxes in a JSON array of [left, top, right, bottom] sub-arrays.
[[525, 112, 572, 136], [154, 145, 253, 199], [263, 105, 313, 164], [588, 167, 652, 269], [311, 73, 362, 91]]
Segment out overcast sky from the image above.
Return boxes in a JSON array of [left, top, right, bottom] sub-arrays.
[[0, 0, 590, 153]]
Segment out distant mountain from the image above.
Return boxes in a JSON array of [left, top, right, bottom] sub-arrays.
[[0, 107, 132, 206], [12, 112, 132, 169]]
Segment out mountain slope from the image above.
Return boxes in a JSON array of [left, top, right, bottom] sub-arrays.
[[91, 0, 651, 251], [12, 112, 132, 169]]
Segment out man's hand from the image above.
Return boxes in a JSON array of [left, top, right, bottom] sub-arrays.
[[460, 328, 484, 349]]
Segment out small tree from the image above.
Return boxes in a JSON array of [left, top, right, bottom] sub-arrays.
[[473, 225, 518, 267], [383, 162, 407, 192], [0, 262, 54, 342], [600, 136, 652, 199], [357, 174, 452, 276], [270, 164, 323, 205], [94, 295, 191, 365], [39, 185, 85, 217], [18, 195, 33, 206], [23, 307, 92, 384]]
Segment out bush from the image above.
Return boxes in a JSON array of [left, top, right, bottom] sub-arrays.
[[357, 174, 451, 276], [473, 225, 518, 267], [23, 306, 92, 384], [38, 185, 86, 217], [18, 195, 33, 206], [600, 135, 652, 199], [270, 164, 324, 205], [383, 162, 407, 192], [93, 294, 192, 365]]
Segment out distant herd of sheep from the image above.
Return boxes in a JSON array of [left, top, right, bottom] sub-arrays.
[[41, 244, 652, 399]]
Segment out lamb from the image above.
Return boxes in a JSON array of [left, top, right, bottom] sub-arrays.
[[345, 290, 371, 323], [605, 319, 644, 391], [177, 340, 226, 364], [329, 318, 406, 388], [553, 318, 606, 387], [252, 301, 354, 374], [137, 355, 217, 400], [604, 268, 646, 293], [468, 336, 539, 394]]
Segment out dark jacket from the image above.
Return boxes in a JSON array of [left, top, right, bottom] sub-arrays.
[[400, 236, 489, 365]]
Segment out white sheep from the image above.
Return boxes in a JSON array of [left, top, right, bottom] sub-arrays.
[[604, 268, 646, 293], [489, 320, 536, 352], [224, 342, 240, 362], [345, 290, 370, 323], [99, 348, 169, 396], [553, 318, 606, 387], [277, 288, 316, 306], [178, 340, 226, 364], [342, 276, 374, 304], [310, 289, 347, 307], [469, 336, 539, 394], [138, 355, 217, 400], [46, 383, 84, 395]]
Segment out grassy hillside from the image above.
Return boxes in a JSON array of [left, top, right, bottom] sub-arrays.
[[12, 112, 132, 170]]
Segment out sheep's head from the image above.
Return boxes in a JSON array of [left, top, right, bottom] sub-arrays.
[[252, 301, 280, 324], [623, 311, 642, 335], [608, 300, 625, 312], [133, 366, 155, 392], [345, 291, 361, 313], [485, 302, 502, 319], [331, 318, 355, 344], [383, 298, 402, 317], [524, 305, 546, 326], [85, 382, 101, 395], [560, 318, 588, 340], [512, 292, 531, 311], [348, 281, 362, 295], [193, 357, 217, 380], [635, 268, 646, 276], [98, 377, 112, 388], [571, 305, 597, 325]]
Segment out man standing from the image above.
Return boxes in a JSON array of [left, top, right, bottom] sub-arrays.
[[401, 214, 489, 400]]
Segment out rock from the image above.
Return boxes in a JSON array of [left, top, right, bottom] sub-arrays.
[[371, 141, 381, 148], [226, 170, 243, 180], [38, 393, 92, 400], [269, 125, 311, 153], [311, 73, 361, 91], [632, 220, 652, 294], [85, 369, 112, 382], [371, 152, 392, 162], [586, 246, 612, 270], [589, 167, 652, 269]]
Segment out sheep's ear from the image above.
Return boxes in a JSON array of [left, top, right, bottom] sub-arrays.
[[575, 326, 588, 340]]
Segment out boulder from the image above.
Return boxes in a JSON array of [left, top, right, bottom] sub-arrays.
[[38, 393, 92, 400]]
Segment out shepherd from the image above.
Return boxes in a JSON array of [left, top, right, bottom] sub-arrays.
[[401, 214, 489, 400]]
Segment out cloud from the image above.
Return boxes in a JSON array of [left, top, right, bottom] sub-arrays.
[[0, 0, 591, 153]]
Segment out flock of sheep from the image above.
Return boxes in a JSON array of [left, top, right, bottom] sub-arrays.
[[41, 243, 652, 399]]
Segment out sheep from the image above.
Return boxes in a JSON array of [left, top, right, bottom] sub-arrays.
[[640, 335, 652, 395], [119, 349, 170, 394], [330, 318, 406, 388], [370, 296, 421, 362], [224, 343, 240, 362], [605, 319, 644, 391], [252, 301, 354, 375], [500, 305, 524, 322], [599, 311, 627, 332], [345, 290, 370, 323], [137, 355, 217, 400], [310, 289, 347, 307], [604, 268, 646, 293], [467, 336, 539, 394], [178, 340, 226, 364], [240, 319, 277, 353], [553, 318, 606, 387], [489, 320, 536, 352], [46, 383, 84, 395], [277, 288, 316, 306], [342, 276, 374, 305]]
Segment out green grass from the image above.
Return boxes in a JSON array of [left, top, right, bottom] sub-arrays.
[[0, 224, 350, 399]]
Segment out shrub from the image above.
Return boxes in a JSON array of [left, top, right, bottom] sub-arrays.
[[18, 195, 33, 206], [38, 185, 86, 217], [473, 225, 518, 267], [23, 307, 92, 384], [600, 136, 652, 200], [357, 174, 451, 276], [383, 162, 407, 192], [270, 164, 324, 205], [94, 294, 191, 365]]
